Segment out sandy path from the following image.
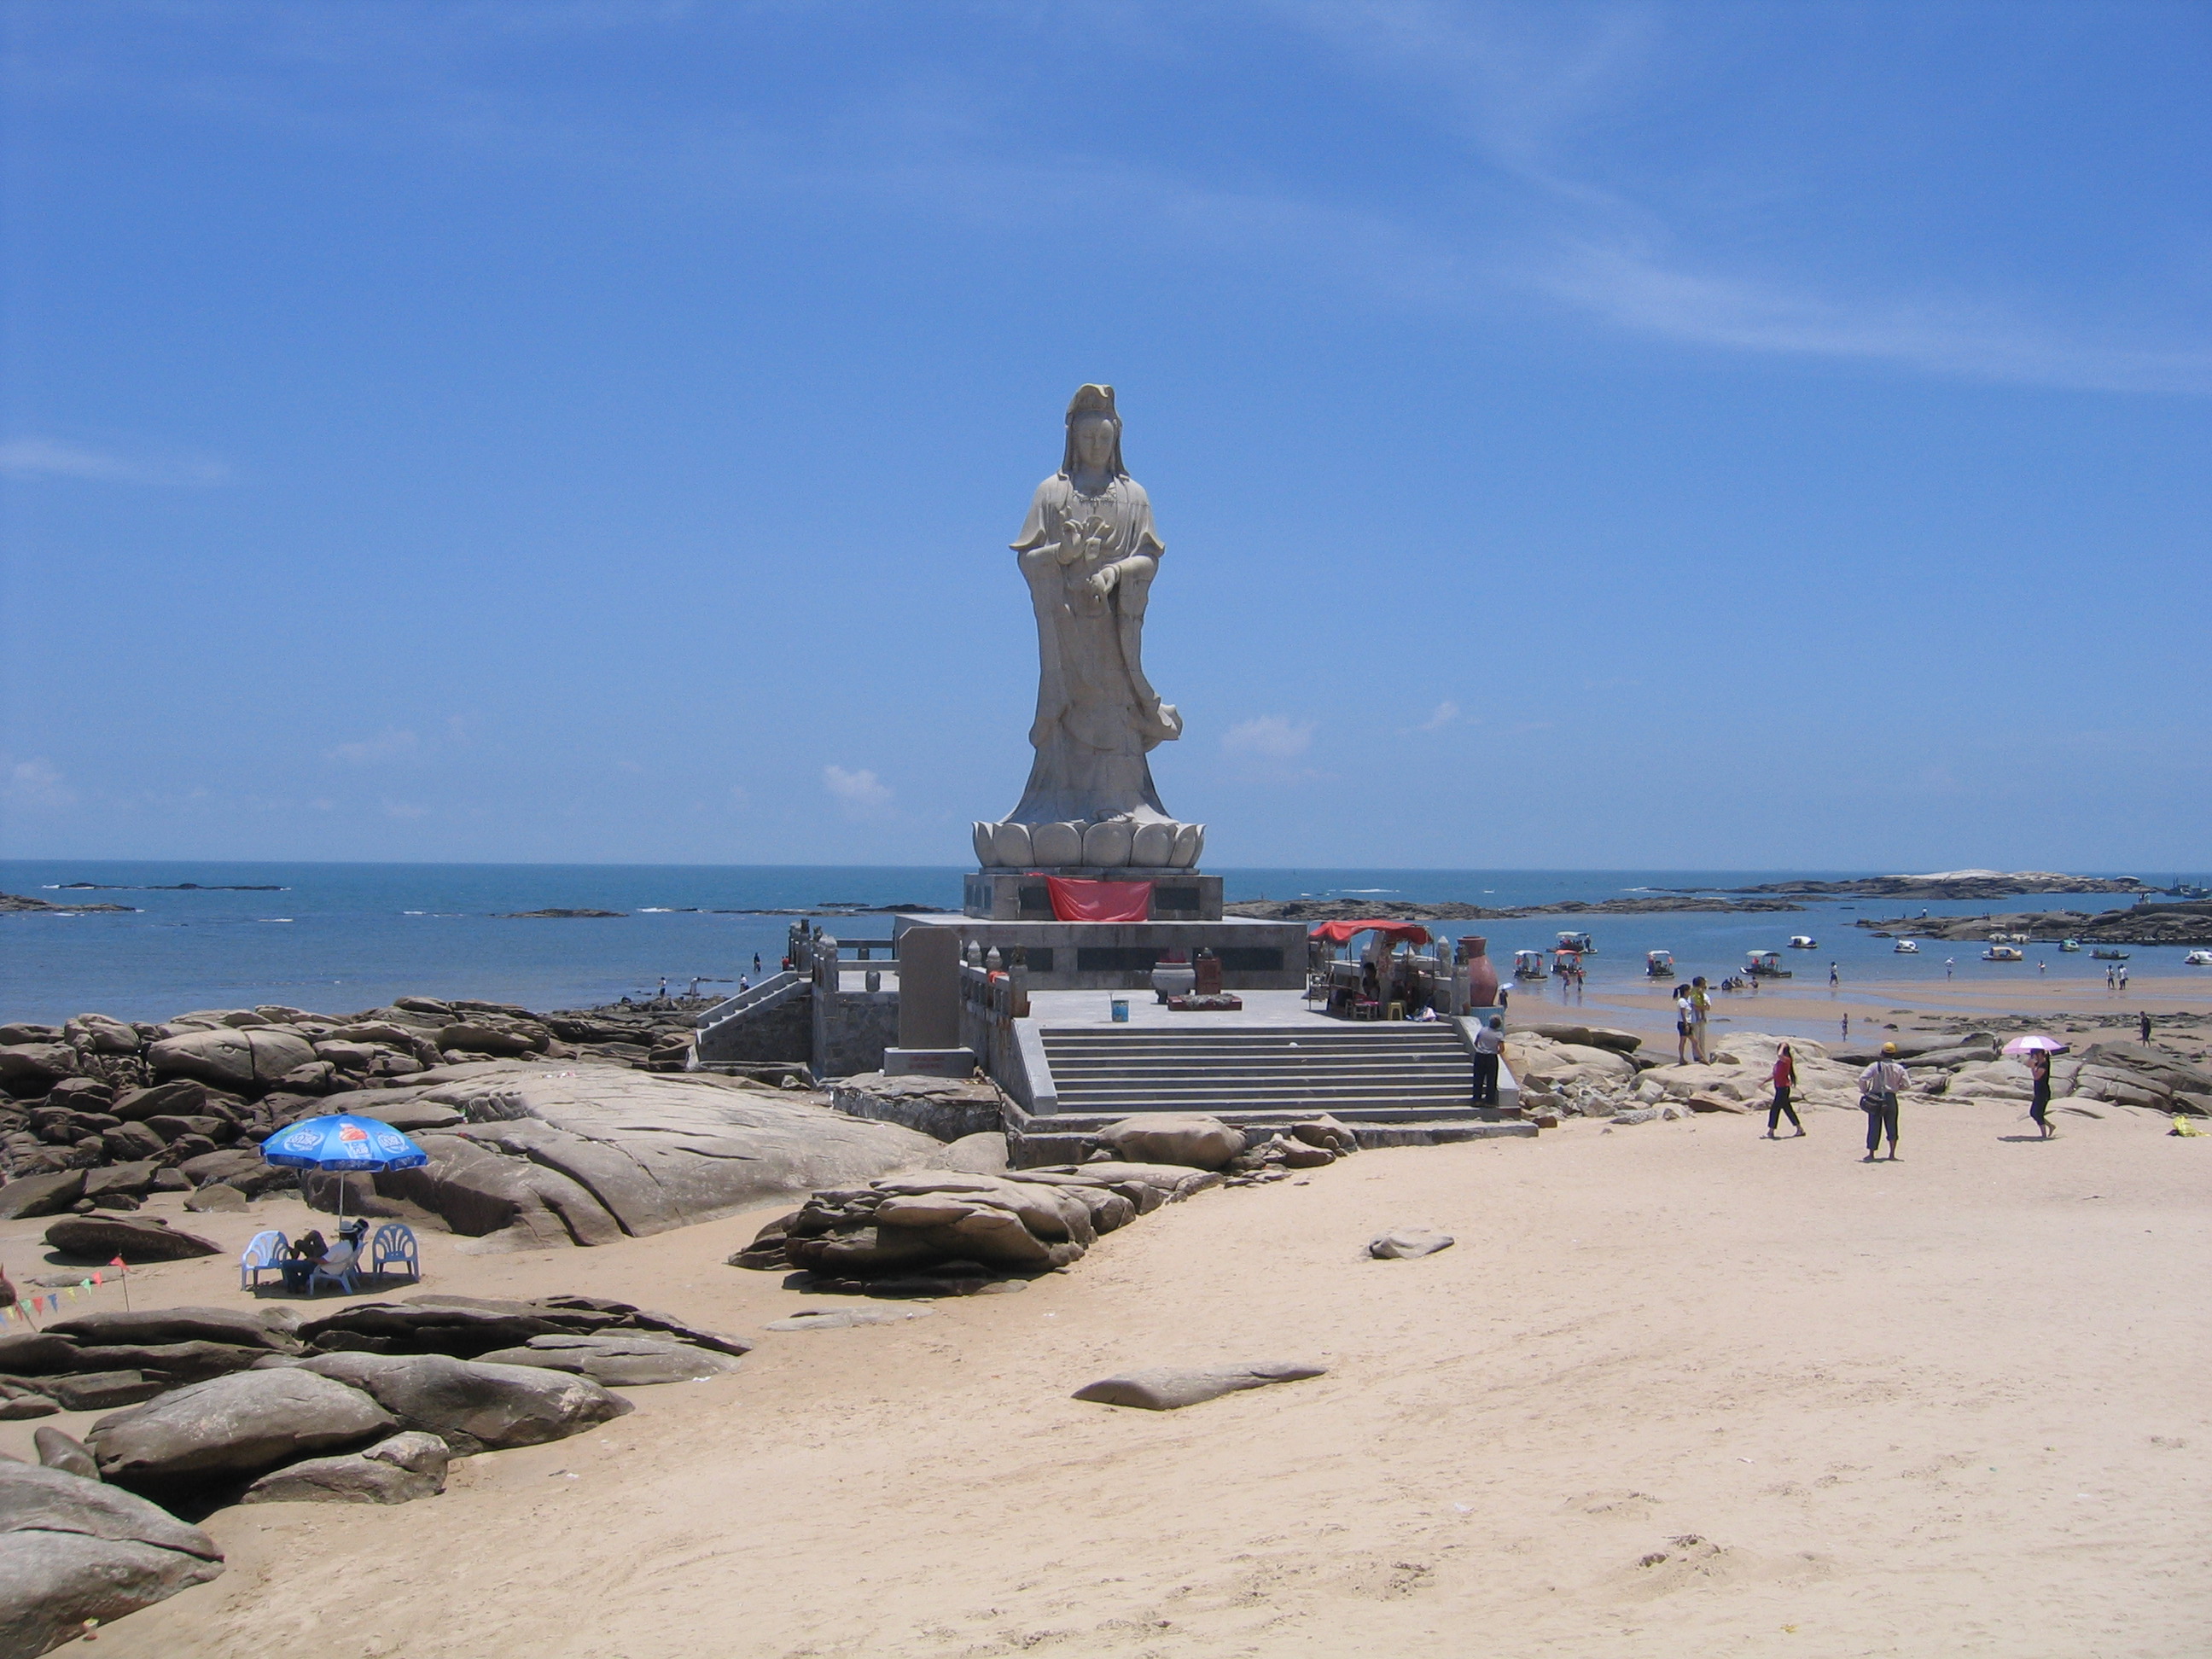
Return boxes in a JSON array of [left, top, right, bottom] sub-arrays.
[[11, 1088, 2205, 1659]]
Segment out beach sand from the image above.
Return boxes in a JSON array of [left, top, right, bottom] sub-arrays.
[[9, 1078, 2206, 1658]]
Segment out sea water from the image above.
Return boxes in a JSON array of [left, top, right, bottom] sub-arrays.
[[0, 859, 2192, 1027]]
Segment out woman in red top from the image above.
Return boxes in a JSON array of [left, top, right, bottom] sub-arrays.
[[1766, 1043, 1805, 1138]]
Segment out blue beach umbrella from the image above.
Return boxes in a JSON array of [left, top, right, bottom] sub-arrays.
[[259, 1115, 429, 1231]]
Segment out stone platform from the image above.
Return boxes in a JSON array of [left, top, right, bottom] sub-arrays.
[[894, 913, 1305, 991]]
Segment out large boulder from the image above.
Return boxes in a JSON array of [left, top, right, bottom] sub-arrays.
[[1072, 1362, 1327, 1411], [108, 1080, 210, 1123], [43, 1215, 222, 1263], [0, 1462, 224, 1657], [0, 1043, 79, 1090], [472, 1334, 742, 1387], [0, 1170, 86, 1221], [373, 1063, 940, 1247], [1945, 1059, 2034, 1102], [372, 1134, 626, 1250], [1522, 1023, 1644, 1054], [0, 1334, 84, 1377], [47, 1307, 300, 1355], [1095, 1115, 1247, 1170], [87, 1369, 396, 1490], [294, 1353, 630, 1455], [145, 1027, 315, 1091], [237, 1431, 450, 1507]]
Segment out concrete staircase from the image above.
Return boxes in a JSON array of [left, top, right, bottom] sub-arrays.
[[1014, 1024, 1526, 1155], [694, 971, 808, 1065]]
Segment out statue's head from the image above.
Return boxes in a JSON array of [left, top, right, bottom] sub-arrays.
[[1061, 383, 1126, 479]]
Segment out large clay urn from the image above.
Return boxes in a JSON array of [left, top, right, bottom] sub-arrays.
[[1460, 936, 1501, 1010]]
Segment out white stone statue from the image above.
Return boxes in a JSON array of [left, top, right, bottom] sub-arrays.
[[974, 386, 1202, 871]]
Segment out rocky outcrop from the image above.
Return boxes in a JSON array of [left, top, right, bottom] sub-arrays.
[[472, 1334, 742, 1387], [87, 1369, 399, 1491], [370, 1064, 940, 1249], [0, 1462, 223, 1658], [237, 1431, 451, 1507], [1095, 1115, 1248, 1170], [735, 1161, 1231, 1294], [1854, 899, 2212, 945], [294, 1353, 630, 1456], [43, 1215, 221, 1263], [1072, 1362, 1326, 1411], [292, 1294, 748, 1364]]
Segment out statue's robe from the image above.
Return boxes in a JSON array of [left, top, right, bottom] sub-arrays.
[[1007, 473, 1180, 825]]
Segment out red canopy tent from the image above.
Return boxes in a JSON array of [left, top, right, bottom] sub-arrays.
[[1308, 919, 1432, 947]]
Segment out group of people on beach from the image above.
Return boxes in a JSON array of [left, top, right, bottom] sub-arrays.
[[1673, 978, 1713, 1062], [1761, 1037, 2066, 1159]]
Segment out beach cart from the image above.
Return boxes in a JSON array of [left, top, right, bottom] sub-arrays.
[[1645, 949, 1674, 978]]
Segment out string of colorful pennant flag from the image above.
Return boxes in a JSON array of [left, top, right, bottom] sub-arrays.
[[1, 1257, 125, 1326]]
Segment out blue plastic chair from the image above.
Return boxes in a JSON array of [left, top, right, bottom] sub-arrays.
[[369, 1223, 421, 1283], [240, 1230, 292, 1292], [306, 1241, 360, 1297]]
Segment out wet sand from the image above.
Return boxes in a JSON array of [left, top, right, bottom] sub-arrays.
[[9, 1082, 2207, 1659]]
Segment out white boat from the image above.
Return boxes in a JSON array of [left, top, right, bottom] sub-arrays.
[[2186, 950, 2212, 967], [1556, 930, 1596, 954], [1893, 939, 1920, 953], [2059, 939, 2081, 952], [1787, 935, 1817, 949]]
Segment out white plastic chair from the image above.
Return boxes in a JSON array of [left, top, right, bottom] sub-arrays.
[[369, 1223, 420, 1283], [240, 1230, 291, 1292], [306, 1241, 359, 1297]]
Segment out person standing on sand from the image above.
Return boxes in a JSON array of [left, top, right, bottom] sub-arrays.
[[1767, 1043, 1804, 1138], [1841, 1011, 1850, 1039], [1859, 1042, 1909, 1161], [1470, 1016, 1505, 1106], [1945, 958, 1954, 980], [1674, 986, 1694, 1063], [1829, 962, 1840, 989], [2028, 1048, 2053, 1138], [2140, 1011, 2153, 1043], [1689, 977, 1713, 1062]]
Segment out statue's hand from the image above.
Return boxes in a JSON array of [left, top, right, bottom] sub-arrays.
[[1088, 561, 1121, 600], [1054, 519, 1088, 566]]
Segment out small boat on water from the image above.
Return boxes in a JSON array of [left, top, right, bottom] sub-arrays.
[[1982, 945, 2024, 962], [1557, 930, 1596, 954], [1894, 939, 1920, 953], [1787, 935, 1817, 949], [1746, 949, 1792, 978], [1511, 948, 1548, 981], [2092, 947, 2131, 961], [2059, 939, 2082, 952], [2186, 950, 2212, 967], [1645, 949, 1675, 978]]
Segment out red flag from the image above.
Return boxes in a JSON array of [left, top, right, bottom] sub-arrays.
[[110, 1256, 126, 1269]]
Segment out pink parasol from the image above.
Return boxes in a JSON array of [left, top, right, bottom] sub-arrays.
[[2001, 1034, 2069, 1055]]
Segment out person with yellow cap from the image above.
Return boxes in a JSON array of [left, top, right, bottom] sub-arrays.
[[1858, 1041, 1910, 1161]]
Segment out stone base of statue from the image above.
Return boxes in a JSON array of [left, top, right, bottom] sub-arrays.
[[963, 868, 1223, 922], [970, 819, 1205, 873]]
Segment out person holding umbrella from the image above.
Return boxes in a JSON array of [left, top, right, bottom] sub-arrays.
[[259, 1114, 429, 1293]]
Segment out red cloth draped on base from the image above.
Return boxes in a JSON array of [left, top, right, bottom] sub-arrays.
[[1045, 876, 1153, 923]]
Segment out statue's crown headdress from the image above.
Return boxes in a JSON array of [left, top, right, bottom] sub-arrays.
[[1065, 384, 1118, 423]]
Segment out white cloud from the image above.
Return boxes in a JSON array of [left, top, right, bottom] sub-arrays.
[[324, 729, 420, 765], [3, 758, 77, 810], [1224, 716, 1316, 760], [1413, 700, 1460, 732], [0, 436, 229, 486], [823, 765, 892, 814]]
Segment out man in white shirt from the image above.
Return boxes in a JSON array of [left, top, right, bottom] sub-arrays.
[[1470, 1016, 1505, 1107], [1858, 1042, 1911, 1161]]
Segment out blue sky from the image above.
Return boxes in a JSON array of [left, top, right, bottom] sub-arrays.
[[3, 2, 2206, 871]]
